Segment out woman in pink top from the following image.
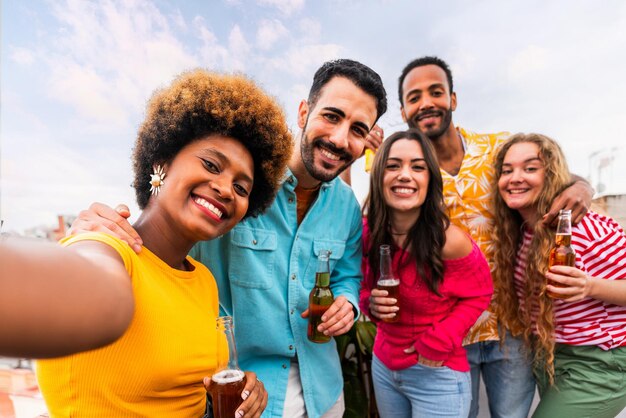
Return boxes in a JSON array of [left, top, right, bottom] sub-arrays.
[[360, 129, 493, 417], [493, 133, 626, 418]]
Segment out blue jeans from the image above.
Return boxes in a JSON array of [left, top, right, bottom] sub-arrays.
[[465, 332, 535, 418], [372, 354, 471, 417]]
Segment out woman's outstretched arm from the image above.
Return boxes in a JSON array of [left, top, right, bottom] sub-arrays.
[[0, 237, 134, 358]]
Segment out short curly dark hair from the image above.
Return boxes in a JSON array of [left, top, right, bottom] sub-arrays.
[[132, 69, 293, 218]]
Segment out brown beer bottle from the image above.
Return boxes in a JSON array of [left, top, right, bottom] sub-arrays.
[[209, 316, 247, 418], [548, 209, 576, 299], [308, 250, 334, 343], [377, 244, 400, 323]]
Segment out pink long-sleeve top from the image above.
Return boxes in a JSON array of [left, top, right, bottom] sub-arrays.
[[359, 222, 493, 372]]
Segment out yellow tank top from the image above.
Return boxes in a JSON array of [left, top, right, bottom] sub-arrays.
[[36, 232, 226, 417]]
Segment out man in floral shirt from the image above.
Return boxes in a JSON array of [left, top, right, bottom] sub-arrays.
[[396, 56, 593, 418]]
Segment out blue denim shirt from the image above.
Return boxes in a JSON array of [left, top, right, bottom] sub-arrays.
[[190, 169, 362, 418]]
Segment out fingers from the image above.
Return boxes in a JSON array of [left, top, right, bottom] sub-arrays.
[[418, 355, 443, 367], [68, 202, 142, 253], [300, 308, 309, 319], [237, 372, 267, 418], [571, 201, 589, 225], [403, 346, 416, 354], [318, 296, 354, 336], [546, 267, 589, 301], [114, 204, 131, 218], [543, 182, 591, 226], [368, 291, 399, 320], [541, 198, 564, 227], [567, 180, 593, 225], [364, 125, 384, 152]]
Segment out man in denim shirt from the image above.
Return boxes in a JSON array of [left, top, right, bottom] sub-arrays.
[[192, 60, 386, 418], [72, 60, 387, 418]]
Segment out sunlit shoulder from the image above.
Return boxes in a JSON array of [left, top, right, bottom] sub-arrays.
[[442, 224, 473, 260]]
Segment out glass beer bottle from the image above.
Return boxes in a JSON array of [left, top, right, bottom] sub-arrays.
[[377, 244, 400, 323], [308, 249, 334, 343], [548, 209, 576, 299], [209, 316, 247, 418]]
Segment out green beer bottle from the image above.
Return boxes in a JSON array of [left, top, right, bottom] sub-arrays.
[[307, 250, 334, 343]]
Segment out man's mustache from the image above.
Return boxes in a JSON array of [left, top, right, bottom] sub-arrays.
[[411, 110, 443, 126], [312, 138, 352, 161]]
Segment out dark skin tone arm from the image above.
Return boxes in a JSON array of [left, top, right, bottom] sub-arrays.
[[542, 175, 594, 226]]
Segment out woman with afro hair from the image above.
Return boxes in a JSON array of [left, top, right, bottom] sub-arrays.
[[35, 69, 293, 418]]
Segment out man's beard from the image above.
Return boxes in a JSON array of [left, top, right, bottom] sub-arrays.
[[408, 108, 453, 140], [300, 131, 353, 183]]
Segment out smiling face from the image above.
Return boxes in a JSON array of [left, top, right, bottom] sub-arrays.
[[400, 64, 456, 140], [382, 138, 430, 218], [158, 135, 254, 241], [498, 141, 546, 222], [297, 76, 377, 184]]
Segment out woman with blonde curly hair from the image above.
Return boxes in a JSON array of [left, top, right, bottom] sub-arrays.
[[492, 133, 626, 418], [35, 69, 293, 417]]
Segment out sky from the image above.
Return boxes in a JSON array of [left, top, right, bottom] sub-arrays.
[[1, 0, 626, 234]]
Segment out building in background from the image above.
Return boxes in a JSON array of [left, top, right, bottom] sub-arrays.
[[21, 215, 76, 241], [589, 147, 626, 228]]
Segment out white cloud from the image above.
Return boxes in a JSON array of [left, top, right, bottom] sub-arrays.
[[297, 17, 321, 42], [47, 62, 127, 125], [170, 8, 188, 31], [4, 0, 626, 233], [256, 19, 289, 50], [507, 45, 551, 81], [10, 47, 35, 65], [266, 44, 342, 77], [43, 0, 198, 129], [257, 0, 305, 16], [228, 25, 251, 71]]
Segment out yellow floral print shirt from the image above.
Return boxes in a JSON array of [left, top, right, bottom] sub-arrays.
[[444, 127, 509, 344]]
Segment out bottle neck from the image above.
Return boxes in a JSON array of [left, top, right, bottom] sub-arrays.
[[315, 271, 330, 287], [218, 318, 241, 371], [315, 251, 330, 287], [556, 211, 572, 235], [380, 250, 393, 279]]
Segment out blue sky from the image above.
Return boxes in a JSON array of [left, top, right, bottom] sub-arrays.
[[2, 0, 626, 233]]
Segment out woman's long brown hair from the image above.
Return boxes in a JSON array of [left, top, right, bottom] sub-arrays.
[[492, 133, 571, 384]]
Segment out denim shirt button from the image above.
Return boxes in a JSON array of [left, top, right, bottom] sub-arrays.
[[252, 239, 257, 245], [289, 345, 293, 350], [288, 197, 294, 203], [291, 274, 296, 280], [282, 364, 287, 369]]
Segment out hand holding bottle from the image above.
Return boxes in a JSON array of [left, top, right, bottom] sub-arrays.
[[203, 371, 267, 418], [368, 288, 400, 321], [302, 295, 355, 338], [375, 244, 400, 322], [545, 265, 593, 302]]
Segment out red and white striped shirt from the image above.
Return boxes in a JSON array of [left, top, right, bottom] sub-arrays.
[[514, 211, 626, 350]]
